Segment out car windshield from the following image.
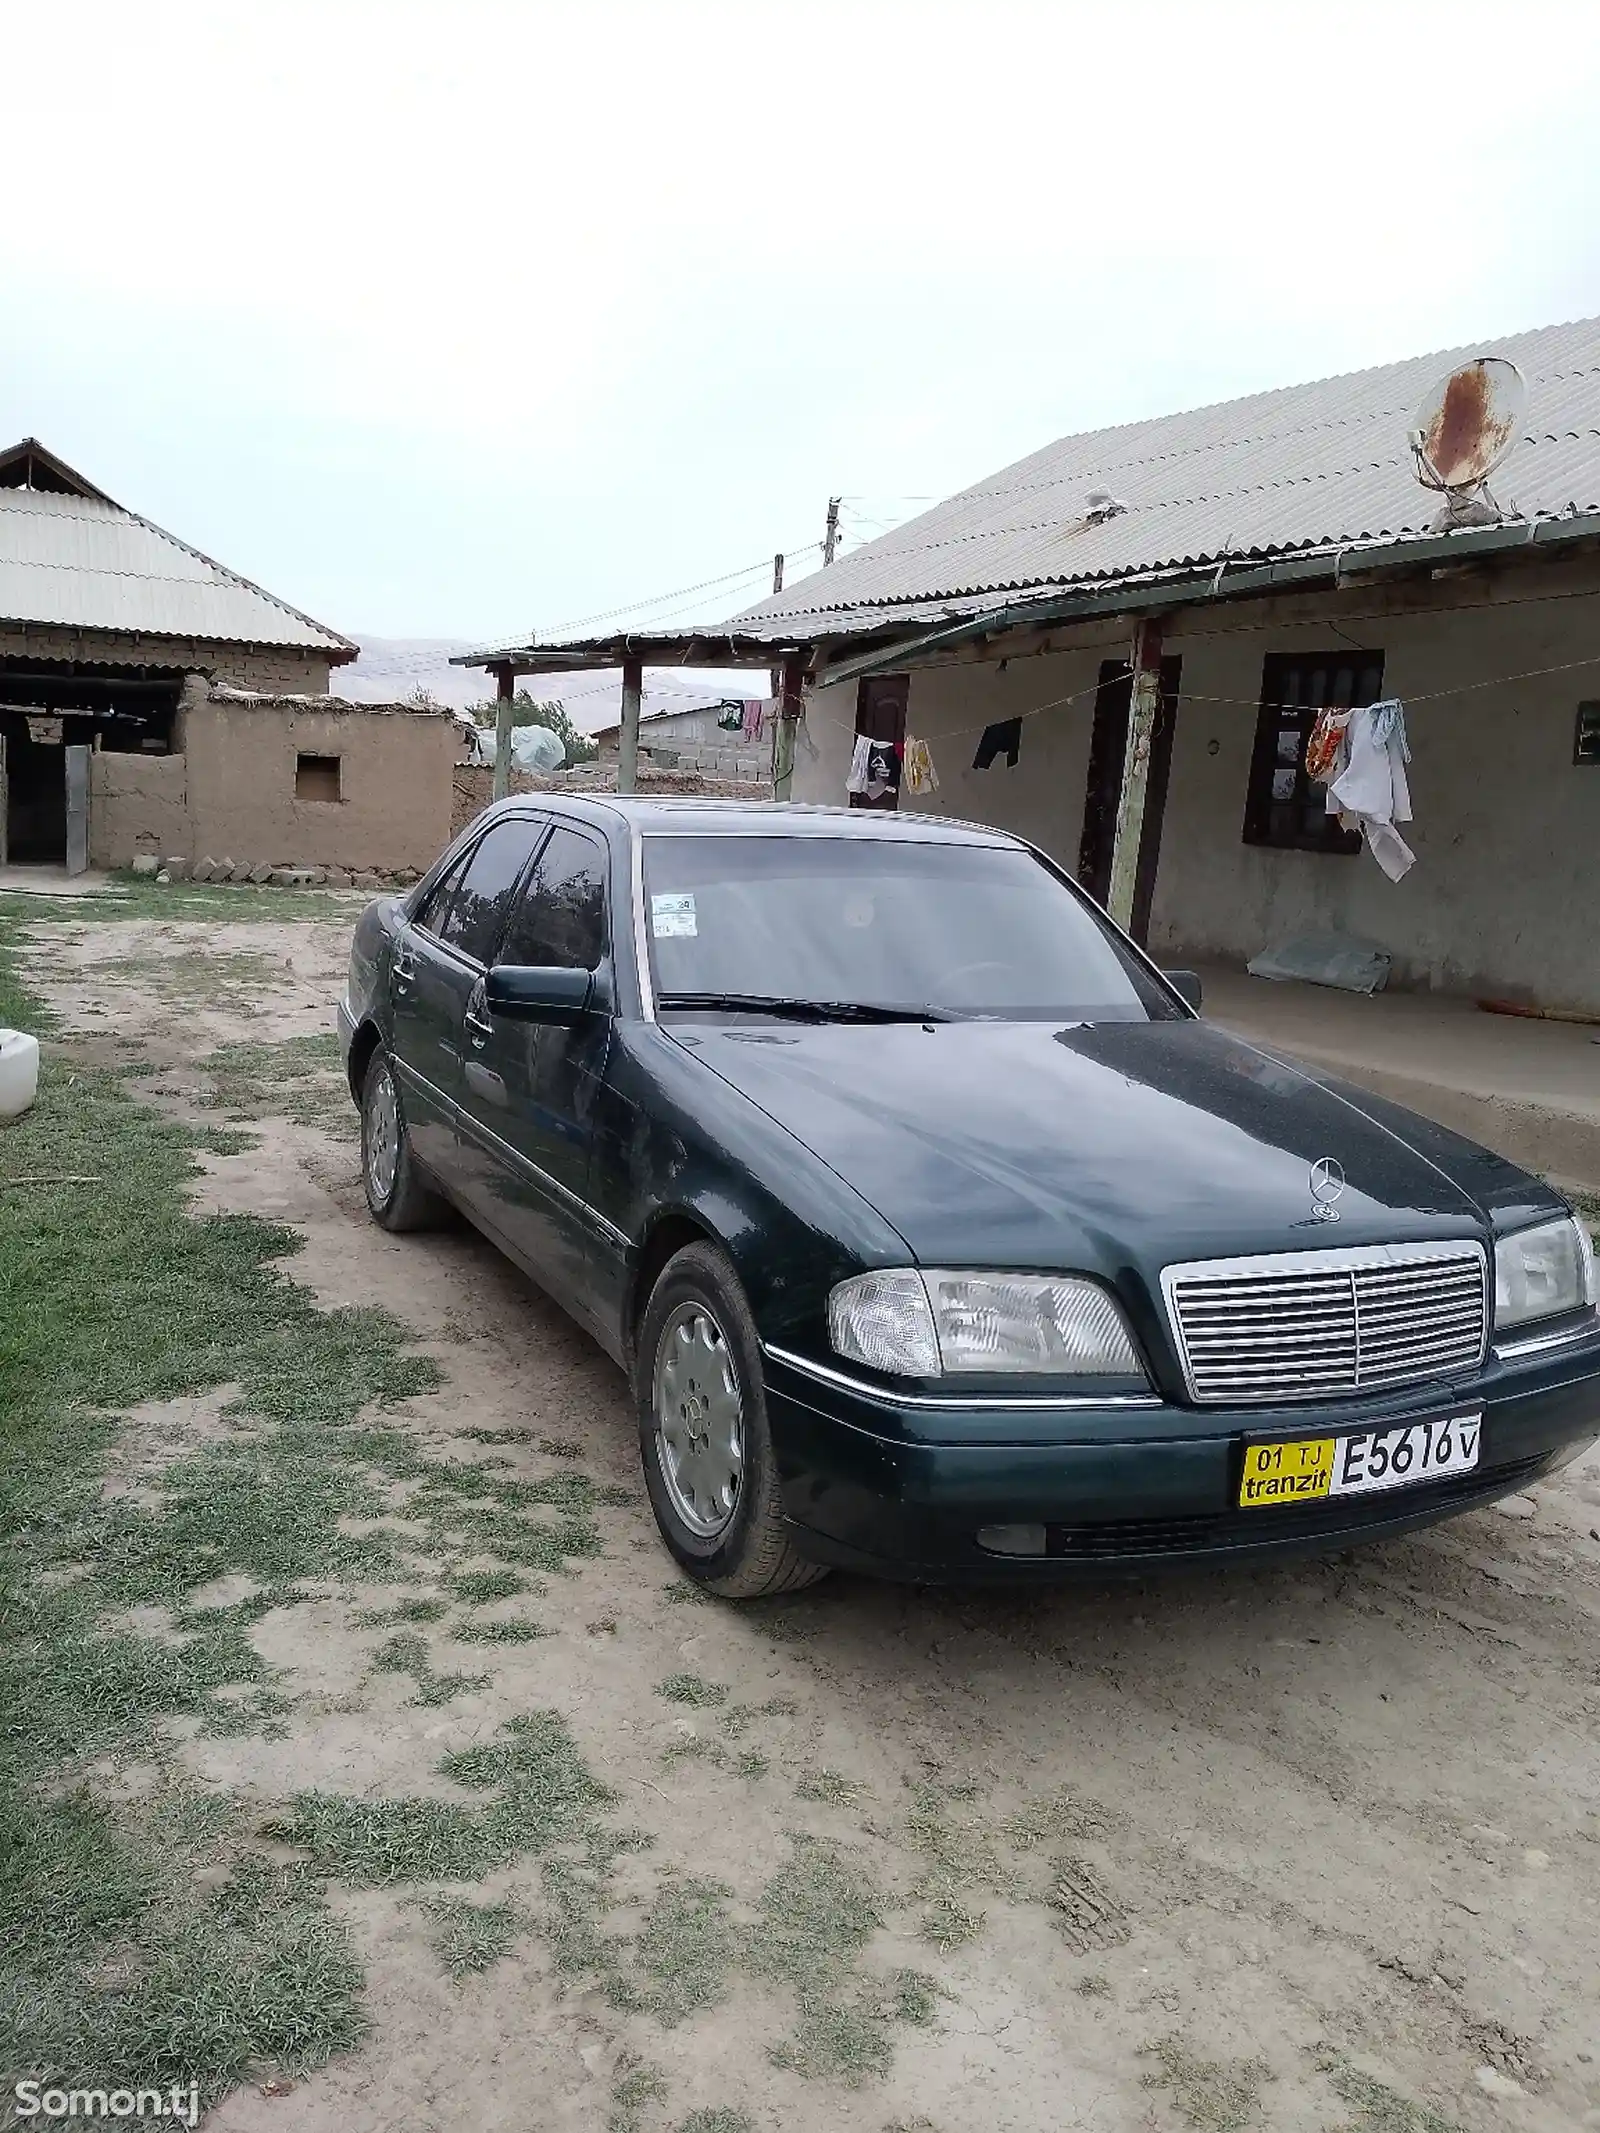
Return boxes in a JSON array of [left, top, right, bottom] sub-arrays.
[[641, 833, 1182, 1022]]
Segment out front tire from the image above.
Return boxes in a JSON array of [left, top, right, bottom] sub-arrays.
[[637, 1242, 828, 1599], [361, 1045, 447, 1232]]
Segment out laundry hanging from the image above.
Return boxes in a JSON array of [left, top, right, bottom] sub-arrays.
[[972, 717, 1022, 771], [740, 699, 765, 741], [1325, 699, 1415, 882], [847, 734, 901, 800], [903, 737, 939, 797]]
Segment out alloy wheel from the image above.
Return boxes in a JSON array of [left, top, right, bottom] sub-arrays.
[[365, 1058, 400, 1204], [654, 1302, 744, 1538]]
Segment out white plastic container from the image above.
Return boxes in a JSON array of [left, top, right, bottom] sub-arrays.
[[0, 1028, 40, 1120]]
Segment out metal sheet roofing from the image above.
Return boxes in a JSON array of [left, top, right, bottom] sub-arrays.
[[728, 315, 1600, 632], [0, 474, 354, 657]]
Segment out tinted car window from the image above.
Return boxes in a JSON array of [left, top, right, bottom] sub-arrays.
[[642, 834, 1180, 1022], [435, 820, 540, 965], [502, 827, 608, 970], [413, 847, 472, 938]]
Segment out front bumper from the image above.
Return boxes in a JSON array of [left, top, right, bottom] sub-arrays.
[[762, 1331, 1600, 1580]]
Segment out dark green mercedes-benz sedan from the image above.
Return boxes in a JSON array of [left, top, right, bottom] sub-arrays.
[[337, 796, 1600, 1597]]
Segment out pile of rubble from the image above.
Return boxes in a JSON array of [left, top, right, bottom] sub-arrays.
[[130, 855, 420, 891]]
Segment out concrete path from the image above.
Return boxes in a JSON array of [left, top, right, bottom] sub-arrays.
[[1201, 963, 1600, 1193]]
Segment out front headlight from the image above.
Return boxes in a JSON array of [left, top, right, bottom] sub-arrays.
[[827, 1268, 1145, 1379], [1494, 1216, 1597, 1332]]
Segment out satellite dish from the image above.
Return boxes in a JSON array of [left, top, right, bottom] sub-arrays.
[[1408, 357, 1527, 524]]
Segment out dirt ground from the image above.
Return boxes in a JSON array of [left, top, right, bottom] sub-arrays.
[[15, 902, 1600, 2133]]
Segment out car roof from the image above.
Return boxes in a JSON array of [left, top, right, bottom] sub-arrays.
[[487, 794, 1021, 846]]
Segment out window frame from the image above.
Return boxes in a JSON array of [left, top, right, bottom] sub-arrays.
[[499, 820, 612, 973], [294, 752, 342, 803], [413, 815, 550, 967], [1241, 651, 1384, 856]]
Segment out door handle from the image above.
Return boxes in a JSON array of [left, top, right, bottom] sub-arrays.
[[392, 948, 417, 994], [464, 1006, 495, 1049]]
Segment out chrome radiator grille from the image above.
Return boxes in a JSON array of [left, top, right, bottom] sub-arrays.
[[1162, 1241, 1488, 1405]]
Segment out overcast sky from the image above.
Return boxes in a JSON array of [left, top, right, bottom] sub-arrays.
[[5, 0, 1599, 657]]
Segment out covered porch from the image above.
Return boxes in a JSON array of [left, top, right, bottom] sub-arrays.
[[1201, 962, 1600, 1196]]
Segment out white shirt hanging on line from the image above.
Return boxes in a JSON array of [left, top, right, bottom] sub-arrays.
[[1327, 700, 1415, 882]]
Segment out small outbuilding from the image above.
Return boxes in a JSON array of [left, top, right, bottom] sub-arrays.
[[0, 439, 454, 876]]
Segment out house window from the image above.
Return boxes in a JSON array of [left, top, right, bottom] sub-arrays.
[[295, 753, 341, 802], [1575, 702, 1600, 766], [1242, 652, 1383, 854]]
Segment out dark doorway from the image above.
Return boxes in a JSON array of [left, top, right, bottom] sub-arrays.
[[0, 722, 67, 862], [1077, 655, 1182, 944], [0, 659, 183, 868], [850, 674, 909, 809]]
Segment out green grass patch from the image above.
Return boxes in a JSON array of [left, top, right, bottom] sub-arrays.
[[1141, 2037, 1272, 2132], [449, 1567, 528, 1605], [0, 879, 371, 930], [678, 2112, 754, 2133], [609, 2058, 668, 2133], [417, 1895, 529, 1977], [198, 1034, 354, 1136], [1313, 2055, 1463, 2133], [267, 1713, 617, 1887], [0, 925, 625, 2109], [451, 1618, 548, 1645], [634, 1875, 735, 2026], [656, 1673, 728, 1709], [752, 1835, 937, 2085], [367, 1631, 491, 1707]]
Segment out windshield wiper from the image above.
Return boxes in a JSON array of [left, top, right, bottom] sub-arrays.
[[656, 991, 956, 1024]]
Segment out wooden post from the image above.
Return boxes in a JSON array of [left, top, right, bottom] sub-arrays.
[[772, 653, 804, 803], [492, 664, 516, 802], [768, 551, 785, 706], [618, 656, 643, 794], [1104, 617, 1164, 933]]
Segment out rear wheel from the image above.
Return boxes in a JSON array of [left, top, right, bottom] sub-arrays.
[[361, 1046, 447, 1232], [637, 1242, 827, 1598]]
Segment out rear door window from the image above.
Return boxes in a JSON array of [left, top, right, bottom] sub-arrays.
[[433, 819, 545, 966], [501, 827, 609, 970]]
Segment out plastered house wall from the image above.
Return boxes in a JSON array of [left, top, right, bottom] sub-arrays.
[[793, 561, 1600, 1013]]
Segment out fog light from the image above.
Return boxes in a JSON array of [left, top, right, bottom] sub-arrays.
[[977, 1523, 1048, 1557]]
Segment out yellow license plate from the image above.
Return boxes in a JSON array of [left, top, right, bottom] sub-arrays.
[[1238, 1436, 1335, 1507]]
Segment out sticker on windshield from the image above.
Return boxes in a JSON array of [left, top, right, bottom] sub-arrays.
[[651, 892, 697, 939]]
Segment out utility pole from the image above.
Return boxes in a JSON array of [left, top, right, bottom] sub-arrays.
[[492, 663, 516, 802], [618, 655, 643, 795], [1104, 617, 1164, 934], [823, 496, 841, 566]]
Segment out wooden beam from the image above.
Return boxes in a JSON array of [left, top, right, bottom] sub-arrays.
[[1104, 617, 1164, 933], [772, 653, 805, 802], [618, 656, 643, 794], [492, 663, 516, 801]]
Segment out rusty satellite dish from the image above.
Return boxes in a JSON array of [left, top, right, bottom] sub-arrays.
[[1409, 355, 1527, 527]]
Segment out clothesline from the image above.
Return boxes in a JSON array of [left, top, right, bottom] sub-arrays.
[[795, 647, 1600, 751]]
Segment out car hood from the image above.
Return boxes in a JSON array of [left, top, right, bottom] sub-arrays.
[[679, 1017, 1540, 1274]]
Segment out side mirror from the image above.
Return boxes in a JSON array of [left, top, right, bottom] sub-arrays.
[[1164, 969, 1203, 1013], [485, 964, 594, 1025]]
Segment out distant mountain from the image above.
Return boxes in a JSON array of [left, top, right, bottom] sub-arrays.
[[339, 636, 755, 734]]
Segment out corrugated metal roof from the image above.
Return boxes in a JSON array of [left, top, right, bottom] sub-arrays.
[[732, 315, 1600, 630], [0, 481, 354, 656]]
